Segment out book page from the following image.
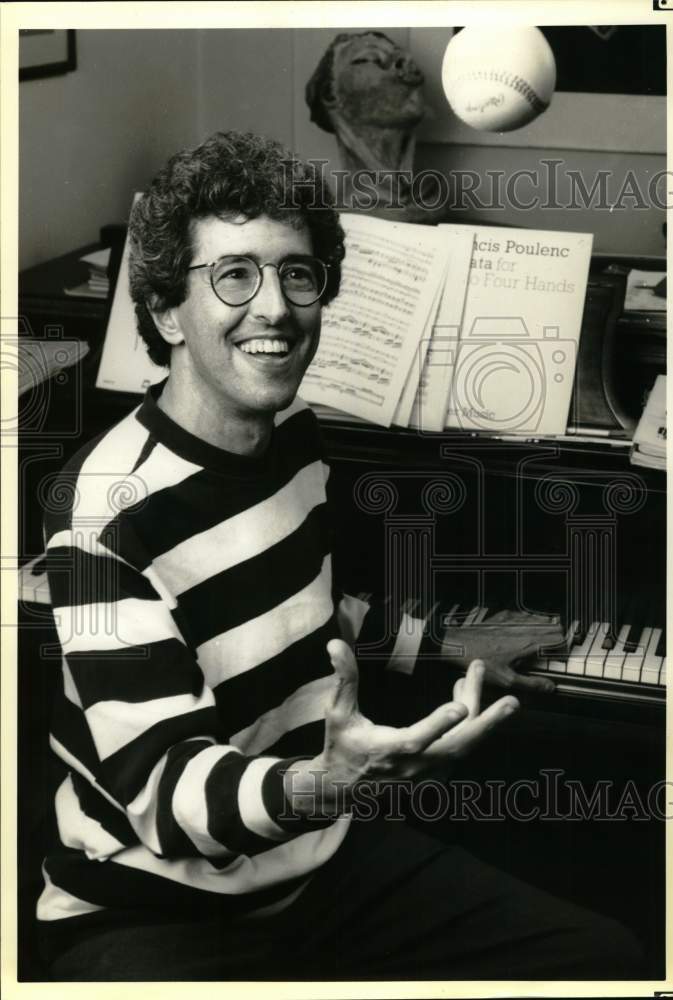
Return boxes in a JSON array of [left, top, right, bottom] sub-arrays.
[[391, 273, 445, 428], [446, 226, 593, 436], [300, 214, 448, 427], [406, 224, 474, 432]]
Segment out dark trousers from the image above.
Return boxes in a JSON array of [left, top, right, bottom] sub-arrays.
[[47, 818, 642, 982]]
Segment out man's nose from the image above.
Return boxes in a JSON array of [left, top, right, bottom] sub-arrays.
[[251, 265, 291, 323]]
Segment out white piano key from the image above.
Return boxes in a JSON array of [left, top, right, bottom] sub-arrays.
[[622, 627, 651, 684], [566, 621, 601, 675], [603, 623, 630, 681], [660, 657, 667, 687], [462, 605, 483, 626], [585, 622, 610, 677], [641, 628, 664, 686], [536, 620, 579, 675]]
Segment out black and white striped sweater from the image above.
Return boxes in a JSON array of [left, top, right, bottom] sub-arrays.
[[38, 384, 439, 929]]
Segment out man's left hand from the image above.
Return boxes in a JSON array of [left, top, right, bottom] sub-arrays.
[[441, 609, 566, 694]]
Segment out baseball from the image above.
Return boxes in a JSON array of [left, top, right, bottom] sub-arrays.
[[441, 27, 556, 132]]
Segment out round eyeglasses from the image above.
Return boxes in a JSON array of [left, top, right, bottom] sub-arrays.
[[187, 255, 328, 308]]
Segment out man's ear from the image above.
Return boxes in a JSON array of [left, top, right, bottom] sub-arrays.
[[148, 305, 184, 347]]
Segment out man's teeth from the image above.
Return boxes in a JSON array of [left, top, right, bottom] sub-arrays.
[[238, 339, 290, 355]]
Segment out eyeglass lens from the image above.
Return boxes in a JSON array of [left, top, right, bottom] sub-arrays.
[[211, 256, 326, 306]]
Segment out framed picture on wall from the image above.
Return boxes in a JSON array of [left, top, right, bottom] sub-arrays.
[[19, 29, 76, 82]]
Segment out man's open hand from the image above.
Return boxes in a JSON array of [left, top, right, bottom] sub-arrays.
[[441, 608, 566, 694], [284, 640, 519, 816]]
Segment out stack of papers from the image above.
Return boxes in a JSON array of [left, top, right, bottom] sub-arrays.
[[300, 214, 593, 436], [65, 247, 111, 300], [631, 375, 666, 470]]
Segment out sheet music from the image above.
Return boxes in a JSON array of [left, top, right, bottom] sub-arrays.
[[446, 226, 593, 436], [391, 274, 445, 429], [300, 214, 449, 427], [406, 224, 474, 432], [96, 194, 168, 394]]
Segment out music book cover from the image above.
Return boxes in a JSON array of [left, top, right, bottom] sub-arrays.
[[445, 226, 593, 436]]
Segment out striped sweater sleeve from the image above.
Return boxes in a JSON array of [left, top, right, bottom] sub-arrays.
[[337, 590, 446, 676], [45, 517, 325, 865]]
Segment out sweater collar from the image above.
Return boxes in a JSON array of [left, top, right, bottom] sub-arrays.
[[135, 379, 277, 476]]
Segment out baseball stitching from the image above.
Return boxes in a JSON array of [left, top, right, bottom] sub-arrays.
[[452, 69, 549, 113]]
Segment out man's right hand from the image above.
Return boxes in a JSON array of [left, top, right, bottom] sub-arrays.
[[283, 639, 520, 816]]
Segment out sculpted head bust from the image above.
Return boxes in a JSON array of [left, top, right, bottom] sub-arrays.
[[305, 32, 442, 221], [306, 32, 425, 135]]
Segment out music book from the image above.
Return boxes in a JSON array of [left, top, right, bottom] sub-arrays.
[[443, 226, 592, 436], [300, 214, 455, 427], [301, 216, 592, 435], [96, 201, 592, 437]]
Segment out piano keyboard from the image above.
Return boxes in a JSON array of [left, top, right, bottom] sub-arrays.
[[442, 604, 666, 705], [20, 563, 667, 706]]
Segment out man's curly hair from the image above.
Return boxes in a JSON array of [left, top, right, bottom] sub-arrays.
[[128, 130, 345, 368]]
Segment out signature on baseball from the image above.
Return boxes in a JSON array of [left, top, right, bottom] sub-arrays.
[[466, 94, 504, 114]]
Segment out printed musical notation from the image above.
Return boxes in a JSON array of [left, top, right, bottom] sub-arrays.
[[301, 214, 450, 426], [404, 225, 473, 432]]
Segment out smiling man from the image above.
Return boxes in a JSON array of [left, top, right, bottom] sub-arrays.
[[37, 131, 640, 982], [149, 216, 326, 453]]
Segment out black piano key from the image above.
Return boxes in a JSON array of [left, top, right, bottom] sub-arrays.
[[622, 593, 650, 653], [652, 594, 666, 657], [622, 626, 641, 655], [655, 626, 666, 658], [589, 583, 632, 650], [601, 630, 616, 651], [571, 620, 587, 647], [604, 604, 623, 647], [609, 591, 634, 649]]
